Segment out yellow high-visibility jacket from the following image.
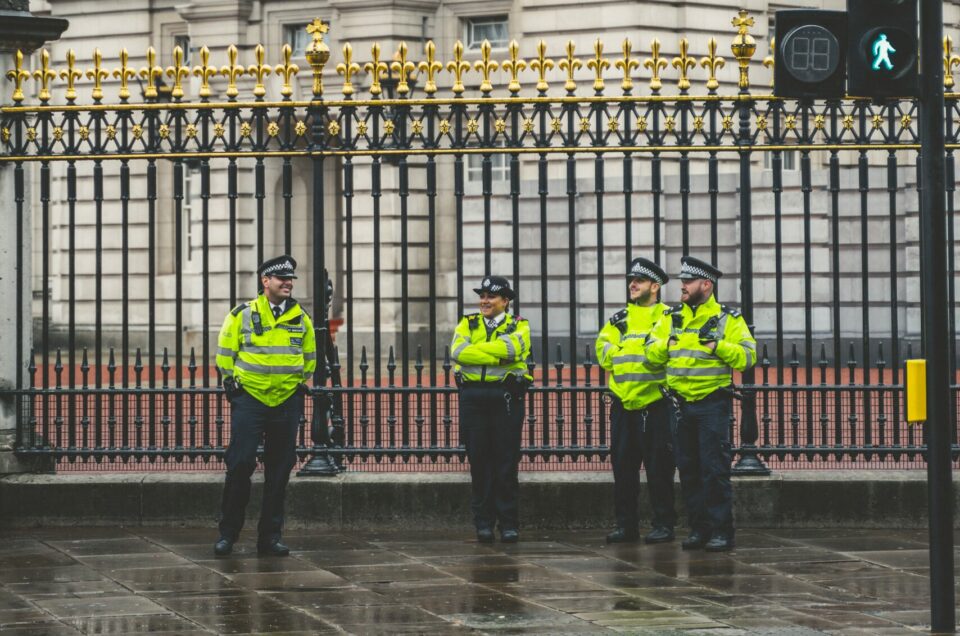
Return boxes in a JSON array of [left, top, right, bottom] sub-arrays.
[[216, 295, 317, 407], [595, 302, 669, 410], [645, 294, 756, 402], [450, 313, 533, 383]]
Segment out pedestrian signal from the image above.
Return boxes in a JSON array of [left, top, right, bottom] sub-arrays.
[[774, 10, 847, 99], [846, 0, 918, 98]]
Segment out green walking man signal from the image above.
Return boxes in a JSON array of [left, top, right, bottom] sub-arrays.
[[871, 33, 895, 71]]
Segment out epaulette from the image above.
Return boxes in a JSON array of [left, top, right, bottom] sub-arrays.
[[666, 303, 684, 314], [467, 313, 481, 330], [512, 314, 526, 323], [230, 303, 248, 316], [721, 304, 741, 318], [608, 308, 628, 325]]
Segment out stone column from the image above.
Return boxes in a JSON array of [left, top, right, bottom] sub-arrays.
[[0, 0, 67, 474]]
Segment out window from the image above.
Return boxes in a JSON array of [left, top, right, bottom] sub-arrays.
[[764, 149, 797, 171], [467, 141, 510, 183], [284, 24, 312, 57], [174, 35, 191, 65], [465, 16, 509, 50], [183, 163, 200, 261]]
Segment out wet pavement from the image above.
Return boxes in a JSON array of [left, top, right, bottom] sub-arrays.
[[0, 526, 950, 634]]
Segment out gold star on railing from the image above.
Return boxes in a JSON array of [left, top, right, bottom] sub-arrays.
[[159, 124, 171, 139], [239, 122, 251, 138], [579, 118, 591, 132], [842, 115, 853, 130], [466, 118, 479, 134], [1, 127, 9, 143], [900, 114, 912, 129], [722, 116, 733, 131], [522, 118, 535, 133], [814, 114, 825, 130], [438, 119, 451, 135], [785, 115, 796, 130], [185, 124, 197, 139], [267, 122, 280, 137], [357, 120, 368, 136], [295, 121, 307, 137], [638, 116, 648, 132], [132, 124, 143, 140], [693, 116, 704, 132], [53, 126, 63, 141], [328, 120, 340, 136], [872, 114, 884, 130], [550, 118, 563, 132], [384, 120, 396, 135], [607, 118, 619, 132], [494, 118, 507, 134], [213, 123, 225, 138], [412, 120, 424, 135], [79, 126, 90, 141], [26, 127, 37, 142], [756, 115, 767, 131], [105, 125, 117, 140], [664, 116, 675, 132]]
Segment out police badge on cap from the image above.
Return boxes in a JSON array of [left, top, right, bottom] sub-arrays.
[[473, 275, 515, 300], [626, 257, 668, 286], [678, 255, 722, 284], [258, 255, 298, 279]]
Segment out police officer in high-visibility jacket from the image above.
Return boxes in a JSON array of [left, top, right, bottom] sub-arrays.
[[451, 276, 532, 544], [646, 256, 756, 552], [213, 255, 317, 557], [596, 257, 677, 544]]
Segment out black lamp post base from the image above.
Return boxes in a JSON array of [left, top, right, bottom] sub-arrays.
[[732, 448, 771, 476], [297, 452, 340, 476]]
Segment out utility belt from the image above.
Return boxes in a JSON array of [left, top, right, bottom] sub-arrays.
[[458, 374, 530, 416], [660, 385, 735, 406]]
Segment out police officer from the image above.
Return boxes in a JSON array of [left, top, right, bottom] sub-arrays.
[[213, 255, 317, 557], [451, 276, 532, 543], [596, 257, 677, 544], [645, 256, 756, 552]]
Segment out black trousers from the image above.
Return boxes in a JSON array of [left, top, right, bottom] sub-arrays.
[[459, 384, 525, 531], [609, 397, 677, 531], [674, 391, 734, 539], [218, 390, 302, 543]]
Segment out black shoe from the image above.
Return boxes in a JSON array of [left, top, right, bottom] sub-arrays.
[[476, 528, 495, 544], [681, 531, 708, 550], [705, 534, 735, 552], [605, 527, 640, 543], [644, 526, 675, 544], [256, 539, 290, 557], [213, 537, 233, 557], [500, 529, 519, 543]]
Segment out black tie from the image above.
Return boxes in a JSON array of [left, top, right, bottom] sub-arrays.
[[273, 305, 282, 320]]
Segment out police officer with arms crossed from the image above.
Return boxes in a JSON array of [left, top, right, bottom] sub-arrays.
[[645, 256, 756, 552], [451, 276, 532, 543], [214, 255, 317, 557], [596, 258, 677, 544]]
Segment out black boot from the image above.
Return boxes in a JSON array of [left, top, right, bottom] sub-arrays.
[[605, 527, 640, 543], [644, 526, 675, 544]]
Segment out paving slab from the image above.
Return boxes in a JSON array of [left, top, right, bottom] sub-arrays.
[[0, 527, 948, 634]]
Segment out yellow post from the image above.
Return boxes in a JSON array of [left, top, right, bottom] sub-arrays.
[[905, 359, 927, 424]]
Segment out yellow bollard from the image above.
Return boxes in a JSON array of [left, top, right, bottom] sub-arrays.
[[905, 359, 927, 425]]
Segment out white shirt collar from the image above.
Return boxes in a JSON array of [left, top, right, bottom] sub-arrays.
[[269, 300, 285, 313], [486, 312, 506, 326]]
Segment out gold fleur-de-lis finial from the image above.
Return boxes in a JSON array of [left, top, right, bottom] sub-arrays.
[[700, 37, 726, 92], [529, 40, 553, 93], [139, 47, 163, 99], [7, 50, 30, 103], [220, 45, 244, 99], [474, 40, 499, 95], [166, 45, 190, 99], [672, 38, 696, 91], [33, 49, 56, 103], [391, 41, 417, 96], [587, 39, 610, 92], [502, 40, 526, 94], [193, 46, 217, 99], [364, 42, 388, 96], [643, 39, 668, 92], [418, 41, 443, 95], [615, 39, 640, 92], [336, 43, 361, 96], [944, 36, 960, 90], [86, 48, 109, 101], [731, 9, 757, 90], [446, 40, 470, 95], [59, 49, 82, 102], [113, 48, 136, 100], [247, 44, 272, 98], [304, 18, 331, 98], [275, 44, 300, 98], [558, 40, 581, 93]]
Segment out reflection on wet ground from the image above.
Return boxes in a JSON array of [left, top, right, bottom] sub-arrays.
[[0, 527, 947, 634]]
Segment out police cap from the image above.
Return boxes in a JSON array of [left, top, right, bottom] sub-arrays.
[[258, 255, 298, 279], [678, 255, 722, 284], [473, 275, 515, 300], [626, 257, 668, 285]]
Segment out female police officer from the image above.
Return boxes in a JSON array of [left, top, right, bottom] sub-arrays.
[[450, 276, 532, 543]]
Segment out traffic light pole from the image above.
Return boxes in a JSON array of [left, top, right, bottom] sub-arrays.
[[918, 0, 956, 632]]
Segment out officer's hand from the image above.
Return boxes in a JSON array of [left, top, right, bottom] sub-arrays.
[[298, 383, 312, 397], [702, 340, 717, 351]]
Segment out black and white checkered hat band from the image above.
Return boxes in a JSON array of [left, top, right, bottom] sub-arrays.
[[262, 260, 294, 275], [629, 264, 664, 285], [681, 263, 715, 282]]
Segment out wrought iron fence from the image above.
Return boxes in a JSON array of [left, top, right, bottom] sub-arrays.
[[1, 13, 959, 470]]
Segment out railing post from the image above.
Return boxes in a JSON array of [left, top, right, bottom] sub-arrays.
[[729, 10, 769, 476], [0, 1, 67, 475]]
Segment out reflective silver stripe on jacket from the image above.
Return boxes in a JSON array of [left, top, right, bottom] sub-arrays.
[[457, 365, 512, 379], [741, 345, 755, 367], [669, 348, 716, 360], [611, 354, 649, 365], [452, 339, 470, 360], [303, 351, 317, 362], [239, 344, 302, 355], [499, 334, 517, 360], [217, 347, 237, 359], [622, 333, 648, 341], [613, 372, 666, 383], [235, 360, 304, 375], [667, 366, 731, 377], [600, 343, 614, 362]]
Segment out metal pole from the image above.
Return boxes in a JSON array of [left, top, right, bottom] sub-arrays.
[[918, 0, 956, 631]]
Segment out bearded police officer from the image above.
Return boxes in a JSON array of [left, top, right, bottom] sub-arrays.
[[596, 258, 677, 544], [645, 256, 756, 552], [451, 276, 532, 543], [214, 255, 317, 557]]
